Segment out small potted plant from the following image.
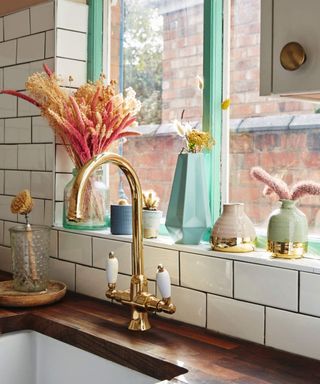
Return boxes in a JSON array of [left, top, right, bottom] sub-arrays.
[[110, 198, 132, 235], [142, 190, 162, 239]]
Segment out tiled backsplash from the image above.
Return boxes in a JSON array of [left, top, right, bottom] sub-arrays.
[[1, 0, 320, 363]]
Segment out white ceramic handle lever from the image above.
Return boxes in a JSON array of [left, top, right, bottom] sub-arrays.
[[106, 251, 118, 285], [156, 264, 171, 299]]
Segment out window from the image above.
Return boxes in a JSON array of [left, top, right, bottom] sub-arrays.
[[108, 0, 205, 215], [228, 0, 320, 237]]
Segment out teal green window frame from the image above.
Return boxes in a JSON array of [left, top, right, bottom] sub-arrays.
[[203, 0, 224, 233], [87, 0, 104, 81], [87, 0, 224, 238]]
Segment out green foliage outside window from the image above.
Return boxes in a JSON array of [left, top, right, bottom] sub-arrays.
[[123, 0, 163, 125]]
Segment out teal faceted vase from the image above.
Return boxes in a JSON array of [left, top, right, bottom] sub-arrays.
[[165, 152, 212, 244], [267, 199, 308, 259]]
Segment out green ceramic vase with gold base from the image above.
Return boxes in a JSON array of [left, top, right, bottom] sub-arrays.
[[165, 152, 211, 245], [267, 199, 308, 259]]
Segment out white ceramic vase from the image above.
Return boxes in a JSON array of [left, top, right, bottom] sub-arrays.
[[210, 203, 256, 252]]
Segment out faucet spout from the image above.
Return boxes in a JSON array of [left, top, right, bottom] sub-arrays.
[[68, 152, 144, 277], [68, 152, 176, 331]]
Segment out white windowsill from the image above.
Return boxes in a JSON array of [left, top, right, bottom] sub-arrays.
[[53, 225, 320, 275]]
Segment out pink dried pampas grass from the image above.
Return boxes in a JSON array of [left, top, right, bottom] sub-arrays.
[[250, 166, 320, 201], [250, 167, 290, 200], [291, 181, 320, 200]]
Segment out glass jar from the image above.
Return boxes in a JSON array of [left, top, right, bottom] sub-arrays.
[[63, 167, 109, 230], [10, 225, 51, 292]]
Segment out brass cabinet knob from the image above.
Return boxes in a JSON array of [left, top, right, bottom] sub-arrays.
[[280, 42, 306, 71]]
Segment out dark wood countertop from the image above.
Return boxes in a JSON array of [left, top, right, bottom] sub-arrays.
[[1, 271, 320, 384]]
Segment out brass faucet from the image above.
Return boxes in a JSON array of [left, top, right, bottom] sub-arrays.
[[68, 152, 176, 331]]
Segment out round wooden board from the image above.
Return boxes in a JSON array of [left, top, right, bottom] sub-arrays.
[[0, 280, 67, 307]]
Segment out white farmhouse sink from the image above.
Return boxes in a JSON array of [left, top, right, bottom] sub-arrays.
[[0, 331, 160, 384]]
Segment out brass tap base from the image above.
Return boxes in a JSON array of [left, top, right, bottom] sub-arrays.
[[128, 309, 151, 331]]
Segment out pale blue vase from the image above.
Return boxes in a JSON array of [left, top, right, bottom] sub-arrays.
[[165, 153, 212, 244]]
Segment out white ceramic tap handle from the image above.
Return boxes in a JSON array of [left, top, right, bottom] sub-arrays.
[[106, 252, 118, 285], [156, 264, 171, 299]]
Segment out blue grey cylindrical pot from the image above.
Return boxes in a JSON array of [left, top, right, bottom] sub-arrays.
[[110, 205, 132, 235]]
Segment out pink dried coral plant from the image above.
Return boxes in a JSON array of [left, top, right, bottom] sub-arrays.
[[250, 166, 320, 201]]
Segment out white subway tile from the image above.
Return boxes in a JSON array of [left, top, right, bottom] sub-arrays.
[[30, 2, 54, 34], [5, 117, 31, 143], [50, 229, 57, 258], [55, 173, 72, 201], [5, 170, 31, 196], [56, 58, 86, 88], [45, 30, 55, 58], [76, 265, 106, 300], [300, 272, 320, 316], [0, 145, 18, 169], [181, 252, 232, 296], [45, 200, 53, 227], [0, 171, 4, 194], [0, 40, 16, 67], [45, 143, 54, 171], [32, 117, 54, 143], [49, 257, 75, 291], [0, 220, 3, 244], [93, 237, 132, 274], [18, 144, 46, 170], [4, 60, 48, 90], [4, 10, 30, 40], [57, 29, 87, 61], [56, 1, 88, 33], [0, 245, 12, 273], [0, 18, 3, 42], [59, 231, 92, 265], [31, 171, 53, 199], [161, 285, 206, 327], [4, 64, 28, 90], [0, 195, 17, 221], [17, 198, 45, 225], [234, 262, 298, 311], [0, 94, 17, 118], [148, 280, 156, 296], [3, 221, 16, 247], [54, 202, 63, 226], [207, 294, 265, 344], [266, 307, 320, 360], [0, 120, 4, 142], [144, 246, 179, 284], [56, 144, 74, 173], [18, 96, 40, 117], [17, 33, 45, 64]]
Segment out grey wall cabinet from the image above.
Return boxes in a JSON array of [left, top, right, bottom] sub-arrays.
[[261, 0, 320, 100]]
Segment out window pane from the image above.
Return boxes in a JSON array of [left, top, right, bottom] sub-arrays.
[[229, 0, 320, 235], [110, 0, 203, 214]]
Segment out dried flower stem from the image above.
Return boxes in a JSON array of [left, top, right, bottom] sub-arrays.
[[250, 167, 291, 200]]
